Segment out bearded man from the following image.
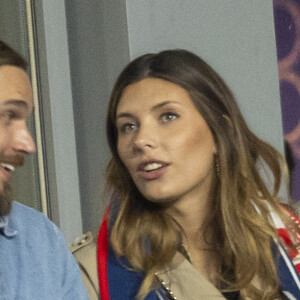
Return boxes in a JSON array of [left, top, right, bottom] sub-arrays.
[[0, 40, 88, 299]]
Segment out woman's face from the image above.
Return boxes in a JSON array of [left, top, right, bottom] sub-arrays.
[[116, 78, 216, 204]]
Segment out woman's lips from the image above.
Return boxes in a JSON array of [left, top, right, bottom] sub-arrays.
[[137, 160, 169, 180]]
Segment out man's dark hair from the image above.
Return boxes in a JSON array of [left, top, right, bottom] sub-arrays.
[[0, 40, 27, 70]]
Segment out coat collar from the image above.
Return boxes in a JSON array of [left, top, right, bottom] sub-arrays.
[[155, 252, 226, 299]]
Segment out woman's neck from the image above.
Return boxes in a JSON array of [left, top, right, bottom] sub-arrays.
[[166, 186, 214, 246], [165, 181, 219, 284], [177, 212, 219, 285]]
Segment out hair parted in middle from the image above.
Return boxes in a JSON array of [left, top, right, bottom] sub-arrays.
[[105, 49, 287, 299]]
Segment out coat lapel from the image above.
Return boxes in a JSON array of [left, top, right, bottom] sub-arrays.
[[155, 252, 226, 300]]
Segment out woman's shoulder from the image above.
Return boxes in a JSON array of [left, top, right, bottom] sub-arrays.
[[70, 232, 100, 300]]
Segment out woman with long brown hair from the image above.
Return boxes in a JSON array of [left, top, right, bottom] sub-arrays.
[[76, 49, 300, 300]]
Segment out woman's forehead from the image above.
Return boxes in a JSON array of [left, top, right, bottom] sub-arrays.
[[116, 78, 192, 113]]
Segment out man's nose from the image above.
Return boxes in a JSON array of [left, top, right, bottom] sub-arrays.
[[12, 123, 36, 154]]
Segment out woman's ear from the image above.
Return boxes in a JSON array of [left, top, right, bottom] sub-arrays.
[[212, 115, 232, 154]]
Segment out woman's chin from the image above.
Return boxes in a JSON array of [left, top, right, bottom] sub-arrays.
[[143, 193, 177, 206]]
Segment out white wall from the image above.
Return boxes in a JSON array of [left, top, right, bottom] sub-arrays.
[[126, 0, 283, 152]]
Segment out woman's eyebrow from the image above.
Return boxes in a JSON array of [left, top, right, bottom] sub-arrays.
[[116, 100, 180, 119], [116, 112, 135, 120], [151, 100, 180, 111]]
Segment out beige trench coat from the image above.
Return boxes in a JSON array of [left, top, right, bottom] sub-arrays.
[[70, 232, 239, 300]]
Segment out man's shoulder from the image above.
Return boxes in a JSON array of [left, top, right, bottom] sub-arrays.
[[12, 201, 44, 215], [7, 202, 71, 265], [11, 201, 44, 216], [1, 206, 90, 299], [11, 201, 51, 222], [10, 201, 59, 237]]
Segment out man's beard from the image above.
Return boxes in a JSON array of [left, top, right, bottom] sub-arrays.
[[0, 183, 12, 216], [0, 153, 24, 217]]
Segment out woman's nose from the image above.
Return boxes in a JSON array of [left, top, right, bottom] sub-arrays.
[[133, 125, 157, 150]]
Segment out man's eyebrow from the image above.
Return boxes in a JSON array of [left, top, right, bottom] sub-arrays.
[[1, 99, 28, 109]]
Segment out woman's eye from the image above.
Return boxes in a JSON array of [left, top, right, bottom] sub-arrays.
[[119, 123, 137, 134], [160, 113, 179, 123]]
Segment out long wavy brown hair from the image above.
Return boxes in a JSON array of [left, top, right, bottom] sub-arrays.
[[105, 49, 293, 299]]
